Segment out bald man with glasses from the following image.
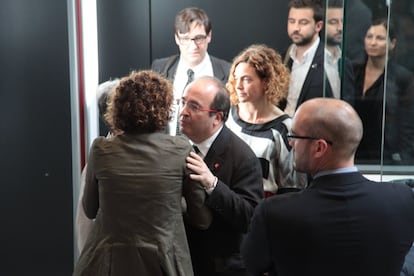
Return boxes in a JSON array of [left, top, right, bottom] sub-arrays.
[[241, 98, 414, 276], [151, 7, 230, 136]]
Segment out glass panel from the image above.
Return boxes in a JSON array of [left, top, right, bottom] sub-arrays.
[[323, 0, 345, 101], [339, 0, 414, 176], [386, 1, 414, 167]]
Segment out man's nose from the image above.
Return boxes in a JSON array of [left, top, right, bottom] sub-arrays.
[[292, 22, 300, 31], [180, 103, 189, 116]]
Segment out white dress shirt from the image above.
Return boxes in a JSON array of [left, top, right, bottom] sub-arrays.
[[325, 46, 341, 99], [285, 37, 320, 117]]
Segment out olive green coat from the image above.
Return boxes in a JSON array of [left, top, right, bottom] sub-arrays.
[[73, 132, 211, 276]]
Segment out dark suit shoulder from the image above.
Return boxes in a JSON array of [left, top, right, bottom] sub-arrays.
[[151, 55, 179, 73], [210, 55, 231, 67], [314, 41, 325, 60], [264, 187, 304, 205], [221, 126, 257, 159], [210, 55, 231, 82], [382, 180, 414, 197]]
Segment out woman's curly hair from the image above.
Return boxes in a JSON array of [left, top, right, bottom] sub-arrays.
[[104, 70, 173, 133], [227, 44, 290, 105]]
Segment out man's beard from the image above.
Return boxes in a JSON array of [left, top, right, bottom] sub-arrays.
[[292, 33, 315, 47], [326, 35, 341, 47]]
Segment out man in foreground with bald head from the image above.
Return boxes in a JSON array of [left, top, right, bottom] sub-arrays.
[[241, 98, 414, 276]]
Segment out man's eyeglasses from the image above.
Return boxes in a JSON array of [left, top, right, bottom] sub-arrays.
[[287, 133, 333, 145], [178, 34, 208, 45], [180, 99, 221, 114]]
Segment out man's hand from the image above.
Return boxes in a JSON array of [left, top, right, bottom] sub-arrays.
[[186, 152, 216, 190]]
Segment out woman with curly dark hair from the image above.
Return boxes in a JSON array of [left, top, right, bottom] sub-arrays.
[[73, 70, 211, 276], [226, 44, 307, 197]]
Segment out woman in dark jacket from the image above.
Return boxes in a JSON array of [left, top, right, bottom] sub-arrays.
[[353, 18, 414, 165]]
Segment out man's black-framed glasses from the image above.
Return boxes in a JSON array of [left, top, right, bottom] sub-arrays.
[[178, 34, 208, 45], [287, 133, 333, 145], [179, 99, 221, 114]]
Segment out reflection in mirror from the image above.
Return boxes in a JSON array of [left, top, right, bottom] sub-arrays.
[[386, 2, 414, 166], [395, 12, 414, 72], [332, 0, 414, 170], [324, 0, 355, 106], [350, 10, 414, 166], [343, 0, 372, 65]]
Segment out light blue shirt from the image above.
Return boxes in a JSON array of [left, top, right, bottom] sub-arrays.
[[313, 166, 358, 179]]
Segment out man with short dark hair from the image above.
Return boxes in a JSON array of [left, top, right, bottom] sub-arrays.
[[283, 0, 325, 116], [283, 0, 354, 114], [152, 7, 230, 136]]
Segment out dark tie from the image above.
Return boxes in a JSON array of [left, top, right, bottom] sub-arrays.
[[193, 145, 200, 154], [185, 69, 194, 88], [176, 69, 194, 135]]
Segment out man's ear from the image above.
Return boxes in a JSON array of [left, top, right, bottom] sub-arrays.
[[212, 111, 223, 125], [206, 31, 212, 44], [314, 139, 330, 158], [175, 34, 180, 46], [315, 20, 324, 33]]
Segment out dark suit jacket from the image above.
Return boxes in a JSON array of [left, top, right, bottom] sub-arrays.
[[353, 60, 414, 164], [281, 41, 355, 110], [185, 125, 264, 276], [241, 172, 414, 276], [151, 54, 231, 84]]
